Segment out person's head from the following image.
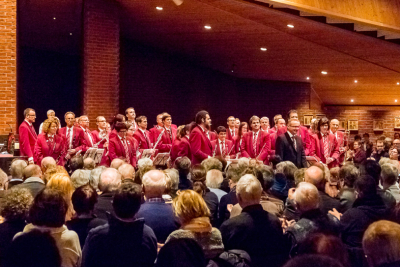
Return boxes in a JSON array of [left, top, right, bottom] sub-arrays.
[[354, 175, 377, 199], [376, 140, 384, 152], [287, 109, 298, 120], [201, 157, 223, 172], [111, 114, 125, 129], [206, 169, 223, 189], [42, 119, 59, 135], [23, 164, 42, 180], [118, 163, 135, 180], [125, 123, 135, 137], [142, 170, 166, 198], [354, 135, 362, 142], [298, 233, 350, 267], [175, 125, 185, 140], [237, 157, 250, 172], [304, 166, 325, 191], [10, 159, 27, 179], [287, 119, 300, 136], [172, 190, 210, 225], [294, 168, 306, 185], [106, 123, 111, 132], [5, 229, 61, 267], [125, 107, 136, 121], [191, 165, 207, 195], [269, 155, 282, 169], [236, 174, 262, 208], [273, 114, 282, 125], [114, 122, 127, 138], [381, 163, 398, 187], [71, 184, 97, 215], [393, 139, 400, 150], [235, 118, 240, 128], [276, 161, 298, 182], [294, 182, 320, 213], [47, 173, 75, 202], [96, 116, 107, 130], [216, 126, 227, 141], [249, 116, 260, 132], [238, 122, 248, 137], [99, 168, 121, 192], [257, 165, 275, 191], [227, 116, 236, 128], [24, 108, 36, 123], [310, 118, 319, 134], [162, 113, 172, 128], [226, 167, 241, 188], [83, 158, 95, 170], [164, 168, 179, 192], [69, 155, 84, 173], [363, 132, 370, 142], [378, 157, 391, 167], [330, 119, 339, 133], [46, 109, 55, 120], [195, 110, 211, 128], [110, 158, 125, 170], [29, 188, 68, 227], [41, 157, 56, 172], [64, 111, 75, 127], [390, 147, 399, 160], [156, 113, 164, 126], [363, 220, 400, 267], [113, 183, 142, 219], [283, 255, 344, 267], [260, 117, 269, 130], [276, 118, 286, 130], [70, 169, 90, 189], [89, 166, 106, 190], [318, 117, 330, 135], [79, 115, 90, 129], [1, 188, 33, 222], [363, 159, 382, 186], [174, 156, 191, 175], [353, 140, 361, 151], [136, 115, 147, 130], [339, 164, 359, 188]]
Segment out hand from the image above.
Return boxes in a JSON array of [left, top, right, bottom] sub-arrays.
[[104, 142, 109, 149], [68, 149, 76, 154], [329, 208, 342, 220], [326, 157, 334, 165], [28, 159, 34, 165], [65, 154, 71, 160]]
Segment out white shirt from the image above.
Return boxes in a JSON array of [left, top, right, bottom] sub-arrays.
[[219, 139, 226, 154], [229, 127, 235, 137], [287, 131, 297, 150], [80, 126, 94, 146], [252, 130, 260, 141], [24, 119, 32, 127]]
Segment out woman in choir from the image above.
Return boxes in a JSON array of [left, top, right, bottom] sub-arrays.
[[109, 114, 126, 140], [233, 122, 248, 158], [34, 118, 66, 166], [170, 125, 185, 165], [38, 109, 61, 133]]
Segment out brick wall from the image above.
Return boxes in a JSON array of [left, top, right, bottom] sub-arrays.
[[0, 0, 17, 134], [83, 0, 120, 127]]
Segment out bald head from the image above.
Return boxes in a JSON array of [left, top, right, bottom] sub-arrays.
[[83, 158, 95, 170], [118, 164, 135, 180], [110, 158, 125, 170], [41, 157, 56, 172], [23, 165, 42, 180], [305, 166, 324, 190], [99, 168, 121, 192], [142, 170, 166, 198], [294, 182, 320, 212], [10, 160, 27, 178]]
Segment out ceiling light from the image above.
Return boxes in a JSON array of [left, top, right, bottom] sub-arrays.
[[351, 99, 354, 102], [287, 24, 294, 28], [321, 71, 328, 75], [70, 33, 72, 35], [396, 100, 398, 103], [260, 47, 267, 51], [53, 17, 56, 20], [156, 6, 163, 10], [306, 77, 310, 80], [354, 80, 358, 83], [397, 82, 399, 85], [204, 25, 211, 30]]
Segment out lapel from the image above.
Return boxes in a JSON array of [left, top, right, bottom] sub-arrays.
[[24, 121, 37, 138], [139, 129, 150, 146], [199, 126, 212, 149], [285, 132, 296, 152]]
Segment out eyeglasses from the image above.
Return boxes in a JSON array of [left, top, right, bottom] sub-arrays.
[[28, 115, 36, 117]]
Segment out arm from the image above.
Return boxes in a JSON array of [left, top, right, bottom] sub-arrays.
[[57, 136, 67, 166], [257, 133, 271, 163], [19, 125, 34, 159], [108, 139, 118, 162], [190, 131, 210, 161], [33, 136, 43, 165]]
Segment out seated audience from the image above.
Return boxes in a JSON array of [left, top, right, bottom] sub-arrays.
[[325, 167, 340, 198], [0, 188, 33, 263], [16, 188, 81, 267], [191, 165, 219, 226], [136, 170, 180, 243], [8, 159, 27, 188], [4, 229, 61, 267], [82, 183, 157, 267], [381, 163, 400, 203], [69, 155, 84, 175], [206, 169, 227, 201], [338, 164, 359, 212], [94, 168, 121, 220], [14, 164, 45, 198], [220, 174, 287, 267], [110, 158, 124, 170], [175, 156, 192, 190], [165, 190, 224, 259], [71, 169, 91, 189], [83, 158, 95, 170], [348, 140, 366, 167], [163, 168, 179, 199], [276, 161, 298, 195], [371, 140, 389, 162], [363, 220, 400, 267], [66, 185, 107, 248], [201, 157, 223, 172], [135, 158, 154, 184], [47, 173, 75, 221], [89, 166, 105, 191], [118, 163, 135, 183], [237, 157, 250, 173], [218, 167, 241, 225]]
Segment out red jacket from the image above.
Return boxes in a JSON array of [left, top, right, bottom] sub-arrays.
[[240, 130, 271, 164], [233, 136, 244, 155], [211, 139, 235, 158], [108, 136, 137, 167], [158, 127, 177, 153], [170, 139, 181, 164], [331, 130, 346, 165], [209, 131, 218, 141], [133, 129, 152, 152], [59, 126, 86, 152], [149, 126, 163, 144], [92, 129, 108, 149], [80, 127, 95, 152], [178, 136, 192, 160], [190, 126, 212, 165], [19, 120, 37, 158], [34, 133, 66, 166], [226, 128, 238, 141], [310, 132, 340, 168]]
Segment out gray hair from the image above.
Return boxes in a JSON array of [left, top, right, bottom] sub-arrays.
[[201, 157, 223, 172], [10, 160, 27, 178], [294, 182, 320, 212], [142, 170, 166, 197], [237, 157, 250, 172], [71, 169, 91, 189], [138, 158, 153, 171], [381, 163, 398, 186], [379, 157, 391, 167], [90, 166, 106, 190], [236, 174, 262, 205], [83, 158, 95, 170], [206, 169, 223, 188], [99, 168, 121, 192], [0, 169, 8, 190], [47, 109, 55, 115], [164, 168, 179, 191]]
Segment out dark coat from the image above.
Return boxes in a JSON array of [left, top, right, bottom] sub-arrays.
[[13, 178, 45, 198], [66, 216, 107, 249], [218, 187, 238, 226], [203, 190, 219, 227], [0, 220, 26, 263], [220, 204, 288, 267], [275, 132, 307, 168], [319, 191, 340, 215], [93, 192, 114, 221]]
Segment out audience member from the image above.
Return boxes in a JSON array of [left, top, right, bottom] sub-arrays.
[[201, 157, 223, 172], [381, 163, 400, 203], [135, 158, 154, 184], [14, 164, 45, 198], [283, 255, 344, 267], [8, 159, 27, 188], [136, 170, 180, 243], [0, 169, 8, 207], [66, 185, 107, 248], [69, 155, 84, 174], [82, 183, 157, 267], [371, 140, 389, 162], [41, 156, 56, 172], [338, 164, 359, 212], [206, 169, 227, 201], [237, 157, 250, 173], [71, 169, 91, 189], [47, 173, 75, 221], [110, 158, 124, 170], [175, 156, 192, 190], [220, 174, 287, 267], [325, 167, 340, 198], [83, 158, 95, 170], [166, 190, 224, 259], [16, 188, 81, 267], [118, 163, 135, 183], [218, 167, 240, 224], [89, 166, 105, 191], [163, 168, 179, 199], [94, 168, 121, 220]]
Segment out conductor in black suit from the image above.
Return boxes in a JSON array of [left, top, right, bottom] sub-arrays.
[[275, 119, 307, 168]]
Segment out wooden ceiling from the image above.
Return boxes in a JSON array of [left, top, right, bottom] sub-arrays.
[[18, 0, 400, 105]]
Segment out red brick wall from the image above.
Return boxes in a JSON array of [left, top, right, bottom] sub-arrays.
[[83, 0, 120, 127], [0, 0, 17, 134]]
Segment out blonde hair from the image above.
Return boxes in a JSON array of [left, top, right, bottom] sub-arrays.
[[236, 174, 262, 204], [172, 190, 210, 225], [363, 220, 400, 267], [47, 173, 75, 220], [42, 118, 59, 134], [294, 182, 320, 212]]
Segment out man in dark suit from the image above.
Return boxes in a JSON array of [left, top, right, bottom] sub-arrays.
[[19, 108, 38, 164], [190, 110, 213, 165], [275, 119, 307, 168], [14, 164, 45, 198]]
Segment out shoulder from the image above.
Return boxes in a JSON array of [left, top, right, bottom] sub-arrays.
[[211, 139, 217, 146], [226, 139, 233, 145]]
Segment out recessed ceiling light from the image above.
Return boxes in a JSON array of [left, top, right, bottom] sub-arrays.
[[396, 100, 398, 103], [260, 47, 267, 51], [156, 6, 163, 10], [204, 25, 211, 30], [354, 80, 358, 83], [321, 71, 328, 75], [53, 17, 56, 20], [287, 24, 294, 28], [70, 33, 72, 35], [351, 99, 354, 102], [397, 82, 400, 85], [306, 77, 310, 80]]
